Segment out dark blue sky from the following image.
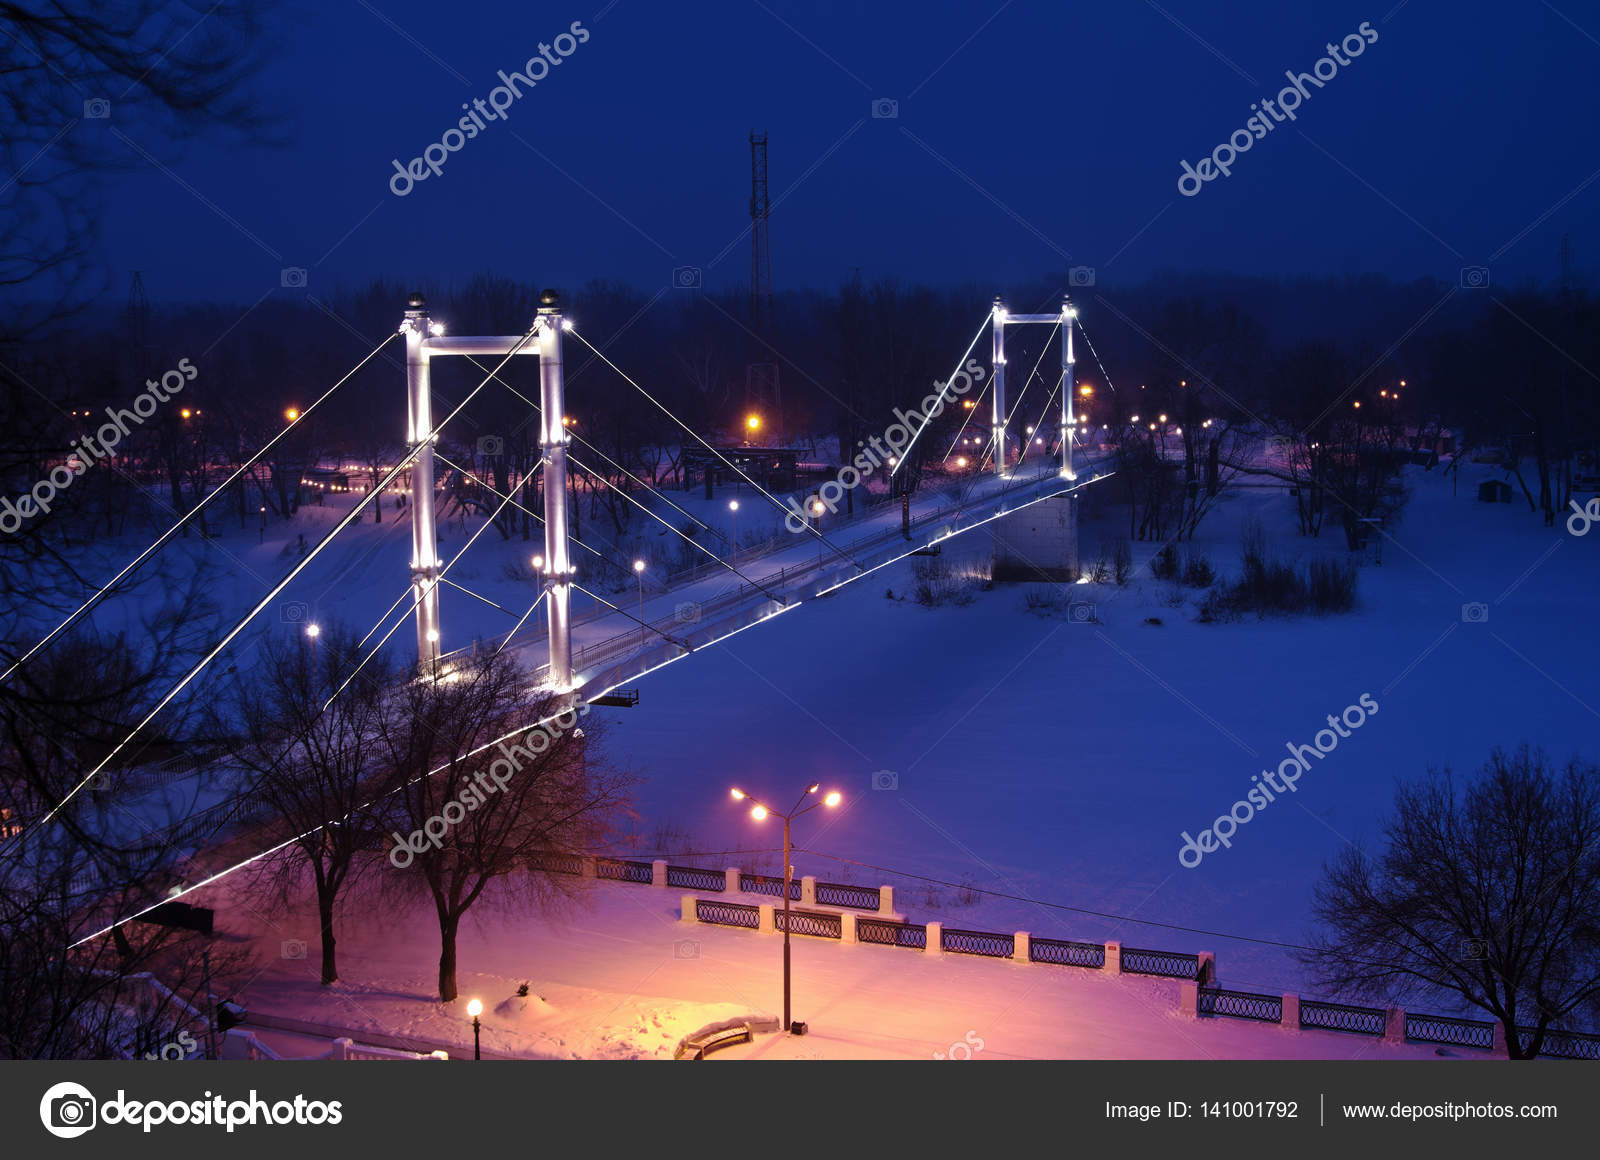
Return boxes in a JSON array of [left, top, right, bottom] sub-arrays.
[[101, 0, 1600, 304]]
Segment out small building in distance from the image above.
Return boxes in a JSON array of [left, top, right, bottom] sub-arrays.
[[1477, 479, 1513, 504]]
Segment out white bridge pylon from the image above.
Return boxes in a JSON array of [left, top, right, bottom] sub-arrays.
[[400, 289, 575, 689], [990, 294, 1077, 479]]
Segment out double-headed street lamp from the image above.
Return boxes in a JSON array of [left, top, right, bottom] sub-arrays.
[[729, 781, 842, 1032]]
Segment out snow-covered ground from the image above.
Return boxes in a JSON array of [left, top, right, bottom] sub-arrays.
[[36, 449, 1599, 1033], [209, 872, 1465, 1061]]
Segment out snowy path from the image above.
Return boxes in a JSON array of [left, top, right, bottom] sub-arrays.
[[212, 874, 1468, 1061]]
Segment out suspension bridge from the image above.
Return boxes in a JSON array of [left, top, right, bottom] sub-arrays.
[[4, 287, 1122, 934]]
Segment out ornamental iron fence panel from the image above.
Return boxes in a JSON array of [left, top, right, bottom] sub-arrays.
[[695, 899, 759, 928], [857, 918, 927, 949], [1405, 1012, 1494, 1050], [941, 928, 1014, 959], [1120, 947, 1200, 979], [814, 881, 880, 910], [665, 865, 725, 892], [740, 872, 801, 901], [775, 909, 842, 939], [1198, 988, 1283, 1023], [1029, 938, 1106, 968], [1299, 999, 1386, 1036], [597, 858, 653, 884]]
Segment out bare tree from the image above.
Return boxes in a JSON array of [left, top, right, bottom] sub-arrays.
[[1303, 746, 1600, 1058], [378, 650, 633, 1001], [225, 621, 398, 985], [0, 0, 276, 335]]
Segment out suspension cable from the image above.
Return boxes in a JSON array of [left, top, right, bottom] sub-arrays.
[[432, 451, 609, 565], [14, 325, 540, 839], [892, 312, 991, 478], [566, 454, 786, 606], [462, 355, 719, 541], [566, 327, 860, 571], [0, 332, 401, 686]]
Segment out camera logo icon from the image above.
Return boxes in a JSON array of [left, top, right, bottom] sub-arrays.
[[82, 98, 110, 120], [871, 769, 898, 791], [1068, 266, 1096, 287], [1068, 601, 1096, 623], [280, 267, 308, 289], [40, 1081, 97, 1138], [674, 601, 701, 624], [672, 266, 702, 289], [871, 98, 899, 119], [1463, 937, 1487, 960], [1461, 602, 1489, 623], [1459, 266, 1490, 289], [477, 434, 505, 456], [674, 939, 700, 960], [279, 600, 308, 623], [281, 938, 307, 960]]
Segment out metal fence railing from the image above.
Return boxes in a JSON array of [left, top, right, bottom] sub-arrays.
[[526, 851, 583, 876], [1029, 937, 1106, 969], [1405, 1012, 1494, 1050], [941, 928, 1014, 959], [696, 899, 760, 929], [665, 865, 725, 892], [1527, 1027, 1600, 1060], [596, 858, 653, 885], [740, 872, 801, 901], [775, 909, 843, 939], [857, 918, 927, 950], [1120, 947, 1201, 980], [815, 881, 880, 910], [1198, 988, 1283, 1024], [1299, 999, 1386, 1036]]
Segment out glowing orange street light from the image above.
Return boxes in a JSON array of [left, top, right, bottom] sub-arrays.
[[729, 781, 842, 1032], [746, 414, 761, 431], [285, 407, 300, 422], [180, 408, 192, 419]]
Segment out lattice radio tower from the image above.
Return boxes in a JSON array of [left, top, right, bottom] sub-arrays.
[[747, 130, 781, 443]]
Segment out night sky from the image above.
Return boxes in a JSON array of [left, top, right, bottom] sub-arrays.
[[98, 0, 1600, 304]]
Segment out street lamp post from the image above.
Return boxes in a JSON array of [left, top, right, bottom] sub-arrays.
[[728, 500, 739, 565], [305, 622, 320, 671], [632, 559, 646, 651], [810, 499, 824, 564], [730, 782, 842, 1032], [466, 998, 482, 1060]]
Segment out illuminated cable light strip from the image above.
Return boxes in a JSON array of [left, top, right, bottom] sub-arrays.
[[16, 326, 542, 841], [978, 331, 1060, 473], [565, 453, 785, 607], [1075, 317, 1119, 396], [494, 589, 548, 657], [566, 327, 861, 571], [72, 474, 1111, 945], [901, 313, 993, 476], [433, 451, 610, 565], [71, 688, 596, 949], [814, 473, 1114, 599], [323, 462, 528, 707], [0, 332, 401, 687], [468, 361, 719, 541]]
